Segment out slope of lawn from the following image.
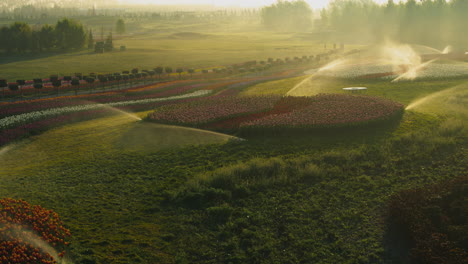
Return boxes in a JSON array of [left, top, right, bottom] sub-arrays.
[[240, 75, 310, 96], [276, 75, 468, 106], [0, 18, 361, 82], [0, 75, 466, 263], [0, 111, 234, 175]]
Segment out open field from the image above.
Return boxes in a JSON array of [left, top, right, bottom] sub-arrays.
[[0, 18, 355, 81], [0, 10, 467, 263], [0, 60, 466, 262]]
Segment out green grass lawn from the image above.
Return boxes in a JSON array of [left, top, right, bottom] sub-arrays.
[[0, 71, 466, 263], [0, 17, 359, 82]]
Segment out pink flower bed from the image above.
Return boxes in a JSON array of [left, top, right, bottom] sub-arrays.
[[240, 94, 404, 129], [148, 96, 281, 126], [148, 94, 404, 133]]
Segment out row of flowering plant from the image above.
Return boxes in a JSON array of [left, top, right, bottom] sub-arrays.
[[0, 198, 71, 263], [316, 62, 468, 80], [147, 95, 281, 126], [240, 94, 404, 129], [0, 90, 211, 130], [0, 69, 298, 119], [0, 80, 205, 118], [148, 94, 404, 133]]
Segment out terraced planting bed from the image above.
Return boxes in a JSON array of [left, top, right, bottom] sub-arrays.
[[147, 94, 404, 134]]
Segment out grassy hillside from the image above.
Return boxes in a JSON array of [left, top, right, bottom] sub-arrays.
[[0, 17, 358, 81], [0, 72, 466, 263]]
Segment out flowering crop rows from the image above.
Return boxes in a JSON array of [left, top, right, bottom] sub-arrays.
[[315, 62, 468, 80], [148, 94, 403, 132], [0, 68, 303, 146], [0, 81, 204, 118], [241, 94, 403, 129], [148, 96, 280, 126], [0, 90, 210, 130]]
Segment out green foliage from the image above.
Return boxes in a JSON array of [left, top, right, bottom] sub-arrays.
[[0, 18, 86, 53], [0, 104, 466, 263], [387, 176, 468, 264], [55, 18, 86, 50], [321, 0, 468, 48], [115, 18, 126, 35], [87, 30, 94, 50], [261, 0, 313, 31]]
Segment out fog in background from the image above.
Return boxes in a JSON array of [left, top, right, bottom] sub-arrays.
[[0, 0, 466, 50]]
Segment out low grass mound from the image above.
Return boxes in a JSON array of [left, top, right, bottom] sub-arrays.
[[117, 122, 235, 152], [147, 94, 404, 134]]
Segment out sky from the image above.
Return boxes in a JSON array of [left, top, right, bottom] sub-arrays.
[[118, 0, 393, 9]]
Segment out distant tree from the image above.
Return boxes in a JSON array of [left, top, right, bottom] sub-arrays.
[[104, 31, 113, 51], [9, 22, 32, 53], [15, 79, 25, 96], [85, 77, 95, 92], [33, 82, 43, 94], [116, 18, 126, 34], [8, 83, 19, 92], [0, 79, 7, 98], [52, 79, 62, 96], [154, 67, 164, 79], [98, 75, 108, 90], [165, 67, 173, 78], [87, 29, 94, 49], [71, 78, 80, 95], [114, 74, 122, 89], [148, 70, 156, 82], [55, 18, 86, 50], [176, 68, 184, 79], [30, 31, 41, 53], [261, 0, 312, 31], [188, 68, 195, 78], [39, 24, 55, 51], [122, 74, 129, 88]]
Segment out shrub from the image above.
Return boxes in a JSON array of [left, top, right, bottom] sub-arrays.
[[387, 176, 468, 264]]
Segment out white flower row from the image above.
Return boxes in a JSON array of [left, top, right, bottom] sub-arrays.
[[313, 62, 468, 80], [315, 63, 394, 78], [0, 90, 211, 130], [408, 63, 468, 79]]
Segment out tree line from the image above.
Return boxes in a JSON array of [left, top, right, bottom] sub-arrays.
[[320, 0, 468, 50], [261, 0, 313, 31], [0, 18, 87, 53]]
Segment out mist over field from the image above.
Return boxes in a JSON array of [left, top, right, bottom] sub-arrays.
[[0, 1, 467, 263]]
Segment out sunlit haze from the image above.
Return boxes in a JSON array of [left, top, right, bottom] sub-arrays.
[[118, 0, 391, 9]]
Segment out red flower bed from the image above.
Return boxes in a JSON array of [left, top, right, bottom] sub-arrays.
[[149, 94, 403, 133], [0, 198, 71, 263], [0, 81, 202, 118], [147, 96, 280, 126], [240, 94, 404, 129]]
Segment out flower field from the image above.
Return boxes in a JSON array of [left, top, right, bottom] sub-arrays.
[[0, 198, 71, 263], [0, 67, 305, 147], [0, 90, 211, 131], [148, 96, 280, 126], [241, 94, 404, 129], [315, 61, 468, 80], [147, 94, 404, 132]]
